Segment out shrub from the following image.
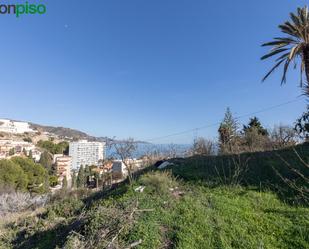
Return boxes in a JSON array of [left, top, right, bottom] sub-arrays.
[[140, 171, 178, 195], [49, 188, 92, 204], [63, 234, 86, 249], [0, 192, 48, 215], [46, 197, 84, 218], [49, 175, 59, 187]]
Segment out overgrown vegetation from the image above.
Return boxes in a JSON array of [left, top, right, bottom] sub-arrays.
[[171, 143, 309, 205], [1, 144, 308, 248]]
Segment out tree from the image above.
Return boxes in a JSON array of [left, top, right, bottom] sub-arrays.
[[77, 165, 85, 188], [218, 108, 239, 154], [71, 171, 77, 189], [0, 160, 28, 191], [11, 157, 48, 193], [243, 117, 268, 136], [295, 107, 309, 140], [58, 141, 69, 155], [114, 138, 137, 185], [37, 140, 69, 155], [270, 125, 297, 149], [192, 137, 215, 156], [39, 151, 53, 174], [261, 6, 309, 95], [240, 117, 271, 152], [242, 127, 271, 152]]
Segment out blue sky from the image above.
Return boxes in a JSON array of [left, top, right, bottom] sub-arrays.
[[0, 0, 307, 143]]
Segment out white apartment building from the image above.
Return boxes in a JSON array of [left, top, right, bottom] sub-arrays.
[[69, 140, 105, 169], [0, 119, 34, 134]]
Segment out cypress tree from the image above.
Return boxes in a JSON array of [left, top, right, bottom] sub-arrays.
[[77, 165, 85, 188]]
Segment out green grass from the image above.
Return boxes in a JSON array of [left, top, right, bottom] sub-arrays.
[[1, 172, 308, 249], [1, 146, 309, 248]]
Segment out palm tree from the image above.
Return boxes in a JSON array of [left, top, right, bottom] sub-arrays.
[[261, 6, 309, 93]]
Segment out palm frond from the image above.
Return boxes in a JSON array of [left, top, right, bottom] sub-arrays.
[[261, 6, 309, 85], [279, 23, 299, 37], [262, 40, 290, 47], [285, 22, 303, 39], [290, 12, 301, 27], [274, 37, 298, 43], [262, 58, 286, 82], [281, 59, 292, 84], [261, 48, 288, 60], [298, 6, 308, 25], [275, 52, 290, 61], [288, 45, 301, 60]]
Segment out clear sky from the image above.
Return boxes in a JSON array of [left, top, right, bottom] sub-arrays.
[[0, 0, 308, 143]]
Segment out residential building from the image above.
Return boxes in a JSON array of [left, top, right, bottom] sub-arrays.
[[112, 160, 128, 179], [31, 150, 42, 162], [69, 140, 105, 169], [54, 154, 72, 186], [112, 159, 144, 179], [0, 139, 38, 159], [0, 119, 34, 134]]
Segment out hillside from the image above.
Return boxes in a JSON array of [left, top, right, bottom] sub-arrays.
[[1, 145, 308, 249], [29, 123, 98, 141]]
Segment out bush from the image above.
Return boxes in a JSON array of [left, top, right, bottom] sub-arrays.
[[0, 192, 48, 216], [63, 234, 86, 249], [49, 175, 59, 187], [49, 188, 92, 204], [46, 197, 84, 218], [140, 171, 178, 195]]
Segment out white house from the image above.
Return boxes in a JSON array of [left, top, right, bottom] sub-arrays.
[[112, 159, 144, 179], [112, 160, 128, 179]]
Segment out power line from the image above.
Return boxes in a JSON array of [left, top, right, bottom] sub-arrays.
[[145, 97, 304, 142]]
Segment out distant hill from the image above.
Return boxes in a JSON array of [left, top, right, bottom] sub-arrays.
[[29, 123, 143, 144], [1, 118, 146, 144], [29, 123, 99, 141]]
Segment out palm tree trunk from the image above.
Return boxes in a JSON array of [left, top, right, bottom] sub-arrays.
[[303, 47, 309, 96]]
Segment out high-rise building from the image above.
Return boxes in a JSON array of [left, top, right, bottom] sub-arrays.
[[69, 140, 105, 169]]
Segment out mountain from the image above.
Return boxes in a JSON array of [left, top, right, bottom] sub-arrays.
[[29, 123, 98, 141], [29, 123, 141, 144], [1, 118, 148, 144]]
